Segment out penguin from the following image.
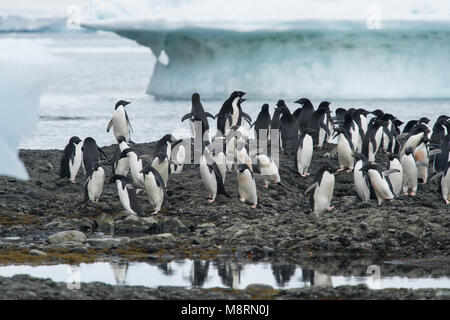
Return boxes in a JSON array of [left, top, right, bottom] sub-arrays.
[[413, 136, 430, 184], [333, 127, 355, 172], [399, 124, 430, 158], [433, 134, 450, 173], [402, 120, 419, 134], [304, 164, 336, 217], [386, 153, 403, 197], [293, 127, 314, 177], [110, 175, 142, 216], [235, 137, 252, 171], [355, 108, 371, 134], [294, 98, 314, 133], [353, 153, 371, 202], [112, 136, 130, 176], [119, 148, 148, 189], [235, 98, 252, 127], [60, 136, 83, 183], [155, 134, 177, 160], [140, 165, 169, 214], [200, 142, 230, 203], [83, 163, 105, 203], [210, 136, 227, 183], [82, 137, 107, 176], [276, 100, 298, 155], [430, 116, 450, 145], [343, 111, 361, 153], [181, 93, 215, 140], [251, 103, 271, 143], [431, 162, 450, 204], [237, 164, 258, 208], [151, 152, 169, 188], [253, 154, 281, 188], [170, 138, 191, 175], [308, 101, 331, 148], [216, 91, 246, 136], [361, 119, 384, 162], [106, 100, 133, 143], [360, 163, 396, 205], [333, 108, 347, 124], [380, 113, 396, 153], [401, 147, 419, 196], [270, 106, 282, 150]]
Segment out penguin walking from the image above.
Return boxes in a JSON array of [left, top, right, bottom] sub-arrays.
[[110, 175, 142, 216], [140, 165, 169, 214], [334, 127, 355, 172], [360, 163, 397, 205], [401, 147, 419, 196], [253, 154, 281, 188], [200, 142, 230, 203], [353, 153, 371, 202], [276, 100, 298, 155], [84, 163, 105, 203], [181, 93, 215, 140], [112, 136, 130, 176], [413, 137, 430, 184], [386, 154, 403, 198], [82, 137, 107, 176], [106, 100, 133, 143], [293, 128, 314, 177], [60, 136, 83, 183], [304, 165, 336, 217], [237, 164, 258, 208]]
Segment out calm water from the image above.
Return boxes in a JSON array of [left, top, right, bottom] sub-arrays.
[[3, 32, 448, 150]]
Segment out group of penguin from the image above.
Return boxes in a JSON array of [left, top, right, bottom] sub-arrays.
[[59, 93, 450, 217]]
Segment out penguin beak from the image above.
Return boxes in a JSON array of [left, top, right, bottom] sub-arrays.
[[123, 101, 131, 106]]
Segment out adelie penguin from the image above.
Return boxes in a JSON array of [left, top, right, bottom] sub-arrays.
[[304, 164, 336, 217], [308, 101, 331, 148], [140, 165, 169, 214], [83, 163, 105, 203], [361, 119, 384, 162], [398, 123, 430, 158], [413, 136, 430, 184], [276, 100, 298, 155], [360, 163, 398, 206], [216, 91, 246, 136], [401, 147, 420, 196], [112, 136, 130, 176], [60, 136, 83, 183], [293, 128, 314, 177], [82, 137, 107, 176], [182, 93, 215, 141], [430, 159, 450, 205], [353, 153, 371, 202], [151, 151, 169, 188], [107, 100, 134, 143], [119, 148, 148, 189], [253, 154, 281, 188], [251, 103, 271, 143], [333, 127, 355, 172], [294, 98, 314, 133], [110, 175, 142, 216], [386, 153, 403, 198], [237, 164, 258, 208], [199, 142, 230, 203]]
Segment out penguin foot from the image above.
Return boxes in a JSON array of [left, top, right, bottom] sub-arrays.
[[346, 169, 353, 173], [250, 204, 257, 209], [151, 211, 159, 215], [208, 198, 215, 203], [70, 180, 76, 184], [263, 184, 269, 189], [326, 206, 335, 212], [410, 191, 416, 196], [445, 200, 449, 205], [337, 168, 345, 172], [239, 198, 245, 203]]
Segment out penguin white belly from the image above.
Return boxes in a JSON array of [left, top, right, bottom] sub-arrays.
[[129, 156, 144, 188], [297, 135, 313, 174], [112, 108, 129, 141], [313, 172, 334, 215], [152, 158, 169, 187], [116, 182, 135, 214], [413, 144, 428, 183], [212, 152, 226, 183], [350, 127, 360, 153], [401, 156, 418, 192], [200, 159, 218, 198], [171, 145, 185, 174], [88, 168, 105, 201], [360, 116, 368, 134], [401, 133, 423, 157], [226, 137, 237, 171], [69, 144, 82, 181], [144, 174, 164, 211], [389, 160, 403, 197], [237, 172, 257, 205], [368, 170, 394, 204], [337, 135, 354, 170], [318, 127, 326, 148], [354, 161, 370, 202], [441, 170, 450, 204], [115, 157, 130, 176]]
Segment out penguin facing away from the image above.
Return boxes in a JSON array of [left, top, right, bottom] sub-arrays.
[[237, 164, 258, 208], [276, 100, 299, 155], [251, 103, 271, 142], [181, 93, 215, 140], [84, 163, 105, 203], [294, 98, 314, 133], [60, 136, 83, 183], [107, 100, 133, 143], [110, 175, 142, 216], [140, 165, 169, 214], [82, 137, 107, 176], [304, 164, 336, 217]]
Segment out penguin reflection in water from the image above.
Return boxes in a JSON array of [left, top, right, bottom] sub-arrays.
[[304, 165, 336, 217]]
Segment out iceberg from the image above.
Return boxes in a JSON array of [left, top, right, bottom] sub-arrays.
[[0, 39, 65, 180], [82, 0, 450, 100]]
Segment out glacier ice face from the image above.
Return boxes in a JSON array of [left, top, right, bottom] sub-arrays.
[[0, 39, 65, 180]]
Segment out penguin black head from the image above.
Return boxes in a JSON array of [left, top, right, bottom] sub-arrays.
[[393, 119, 404, 127], [119, 148, 133, 158], [115, 100, 130, 110], [357, 108, 370, 116], [276, 100, 286, 108], [418, 117, 430, 124], [109, 174, 127, 184], [237, 163, 251, 173], [192, 92, 200, 102], [352, 153, 368, 162], [332, 126, 346, 138], [360, 163, 380, 173], [160, 134, 176, 143], [317, 101, 331, 113], [317, 164, 336, 176], [117, 136, 127, 144], [419, 136, 430, 145], [371, 109, 384, 118], [388, 153, 398, 161], [156, 152, 168, 162], [303, 128, 316, 136], [404, 147, 414, 155], [294, 98, 312, 106], [414, 123, 431, 134], [381, 113, 395, 121], [230, 91, 246, 100], [261, 103, 269, 112], [69, 136, 82, 144], [83, 137, 97, 145], [140, 164, 155, 175]]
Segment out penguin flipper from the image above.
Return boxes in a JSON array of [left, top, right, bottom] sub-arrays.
[[416, 161, 429, 167], [125, 111, 134, 133], [430, 172, 444, 182], [106, 119, 113, 132], [181, 113, 193, 122], [382, 169, 400, 176], [205, 112, 215, 119], [98, 148, 108, 160], [429, 149, 441, 156], [304, 182, 318, 196], [210, 162, 228, 196], [320, 121, 331, 136]]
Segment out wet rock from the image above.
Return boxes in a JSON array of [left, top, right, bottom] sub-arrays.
[[115, 219, 148, 235], [160, 218, 189, 235], [29, 249, 47, 256], [47, 230, 86, 244], [236, 245, 265, 259], [95, 213, 114, 234]]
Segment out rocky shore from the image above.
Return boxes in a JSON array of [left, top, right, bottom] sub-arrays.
[[0, 141, 448, 299]]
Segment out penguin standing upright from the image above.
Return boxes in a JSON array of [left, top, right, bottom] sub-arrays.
[[333, 127, 355, 172], [151, 152, 169, 188], [216, 91, 246, 136], [294, 128, 314, 177], [413, 137, 430, 184], [112, 136, 130, 176], [82, 137, 107, 176], [431, 163, 450, 205], [84, 163, 105, 203], [385, 153, 403, 197], [140, 165, 169, 214], [294, 98, 314, 133], [401, 147, 419, 196], [60, 136, 83, 183], [182, 93, 215, 140], [433, 135, 450, 173], [304, 165, 336, 217], [276, 100, 298, 155], [119, 148, 148, 189], [360, 163, 396, 205], [353, 153, 371, 202], [237, 164, 258, 208], [106, 100, 133, 143], [170, 138, 191, 175], [308, 101, 331, 148], [155, 134, 177, 161], [110, 175, 141, 216], [253, 154, 281, 188], [251, 103, 271, 143], [430, 116, 450, 145], [399, 124, 430, 158], [362, 119, 384, 162], [270, 106, 282, 150]]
